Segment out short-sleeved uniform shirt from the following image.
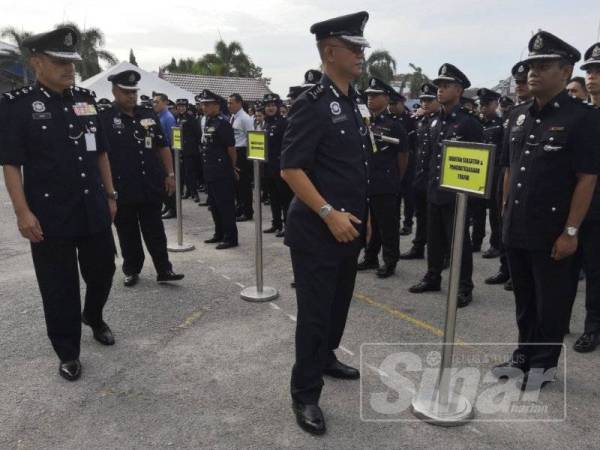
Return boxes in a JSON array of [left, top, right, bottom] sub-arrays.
[[176, 111, 202, 158], [481, 115, 504, 167], [427, 104, 484, 205], [368, 111, 408, 196], [99, 104, 168, 204], [280, 74, 370, 256], [501, 91, 600, 250], [0, 83, 111, 238], [200, 114, 236, 183]]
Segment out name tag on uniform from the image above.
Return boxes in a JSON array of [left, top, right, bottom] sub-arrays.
[[145, 136, 152, 149], [85, 132, 97, 151], [140, 118, 156, 127]]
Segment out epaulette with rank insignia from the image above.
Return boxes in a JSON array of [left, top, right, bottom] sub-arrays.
[[306, 84, 325, 102], [1, 85, 35, 102], [73, 86, 96, 98]]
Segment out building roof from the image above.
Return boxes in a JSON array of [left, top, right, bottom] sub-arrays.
[[160, 72, 271, 102]]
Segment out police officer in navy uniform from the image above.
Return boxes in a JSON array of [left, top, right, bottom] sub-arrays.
[[280, 11, 370, 435], [100, 70, 184, 287], [0, 27, 117, 381], [476, 88, 504, 259], [409, 63, 483, 308], [492, 31, 599, 390], [198, 89, 239, 249], [389, 91, 417, 235], [357, 77, 408, 278], [572, 42, 600, 353], [175, 98, 203, 203], [262, 93, 292, 236], [401, 82, 440, 260]]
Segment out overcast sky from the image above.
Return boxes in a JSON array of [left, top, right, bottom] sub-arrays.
[[3, 0, 600, 95]]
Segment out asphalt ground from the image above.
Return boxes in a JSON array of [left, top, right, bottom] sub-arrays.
[[1, 175, 599, 449]]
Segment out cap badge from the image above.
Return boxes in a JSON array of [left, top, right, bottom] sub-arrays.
[[424, 85, 429, 93], [129, 73, 136, 82], [371, 79, 376, 87], [330, 101, 341, 115], [32, 101, 45, 113], [64, 32, 73, 47], [592, 45, 600, 58], [441, 65, 447, 75], [307, 72, 314, 82], [516, 114, 526, 126], [533, 35, 543, 51], [518, 64, 525, 73]]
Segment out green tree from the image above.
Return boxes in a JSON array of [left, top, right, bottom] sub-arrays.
[[58, 22, 118, 80], [356, 49, 397, 90], [0, 27, 32, 85], [129, 48, 138, 66]]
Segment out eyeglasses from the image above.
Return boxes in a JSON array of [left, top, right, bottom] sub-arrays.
[[329, 44, 365, 55]]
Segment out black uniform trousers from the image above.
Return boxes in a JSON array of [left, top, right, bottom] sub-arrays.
[[412, 188, 428, 251], [507, 247, 578, 368], [496, 170, 510, 277], [364, 194, 400, 266], [207, 177, 238, 244], [235, 146, 253, 217], [290, 247, 360, 404], [487, 168, 502, 250], [426, 202, 474, 293], [183, 153, 203, 197], [469, 197, 486, 248], [571, 221, 600, 333], [399, 156, 416, 228], [114, 201, 172, 276], [30, 228, 115, 362], [267, 175, 293, 229]]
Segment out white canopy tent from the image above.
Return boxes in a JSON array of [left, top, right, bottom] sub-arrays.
[[79, 61, 196, 102]]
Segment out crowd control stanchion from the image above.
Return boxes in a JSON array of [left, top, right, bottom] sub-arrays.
[[240, 131, 278, 303], [411, 140, 495, 427], [167, 127, 195, 253]]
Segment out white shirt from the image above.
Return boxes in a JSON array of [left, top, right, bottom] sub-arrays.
[[230, 108, 255, 147]]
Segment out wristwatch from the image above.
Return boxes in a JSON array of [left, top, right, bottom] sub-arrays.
[[167, 172, 175, 178], [565, 226, 578, 237], [318, 204, 333, 220], [107, 191, 118, 201]]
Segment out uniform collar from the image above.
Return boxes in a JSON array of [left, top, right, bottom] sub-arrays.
[[441, 103, 461, 120], [36, 81, 73, 100], [320, 73, 356, 100], [529, 90, 570, 117]]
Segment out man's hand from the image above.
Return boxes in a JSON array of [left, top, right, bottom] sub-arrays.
[[366, 213, 372, 244], [323, 209, 361, 243], [108, 198, 117, 222], [551, 233, 578, 261], [17, 209, 44, 242], [165, 176, 176, 196], [234, 167, 240, 181]]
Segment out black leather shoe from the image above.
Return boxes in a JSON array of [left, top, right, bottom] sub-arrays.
[[192, 194, 200, 203], [198, 200, 208, 206], [157, 270, 185, 283], [59, 359, 81, 381], [323, 360, 360, 379], [204, 236, 222, 244], [471, 242, 482, 252], [263, 226, 281, 234], [357, 259, 379, 271], [161, 209, 176, 219], [399, 225, 412, 236], [376, 264, 396, 279], [482, 247, 501, 259], [124, 274, 139, 287], [161, 205, 168, 215], [292, 401, 326, 436], [236, 214, 253, 222], [82, 316, 115, 346], [573, 332, 600, 353], [485, 271, 510, 285], [275, 228, 285, 238], [182, 192, 191, 199], [457, 291, 472, 308], [491, 360, 529, 379], [518, 368, 556, 392], [504, 279, 513, 291], [409, 279, 441, 293], [216, 242, 239, 250], [399, 246, 424, 260]]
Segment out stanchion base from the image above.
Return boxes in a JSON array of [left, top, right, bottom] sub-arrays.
[[240, 286, 279, 303], [410, 388, 474, 427], [167, 243, 195, 252]]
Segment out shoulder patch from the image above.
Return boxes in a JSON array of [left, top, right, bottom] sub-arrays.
[[73, 86, 96, 98], [306, 84, 325, 102], [2, 85, 35, 102]]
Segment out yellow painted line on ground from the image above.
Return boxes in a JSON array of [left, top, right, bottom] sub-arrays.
[[353, 292, 466, 345], [172, 309, 204, 331]]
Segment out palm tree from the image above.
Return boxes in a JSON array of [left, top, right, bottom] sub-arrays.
[[58, 22, 118, 80], [0, 27, 32, 84], [356, 49, 397, 90]]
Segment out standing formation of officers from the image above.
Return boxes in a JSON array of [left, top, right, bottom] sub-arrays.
[[1, 12, 600, 438]]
